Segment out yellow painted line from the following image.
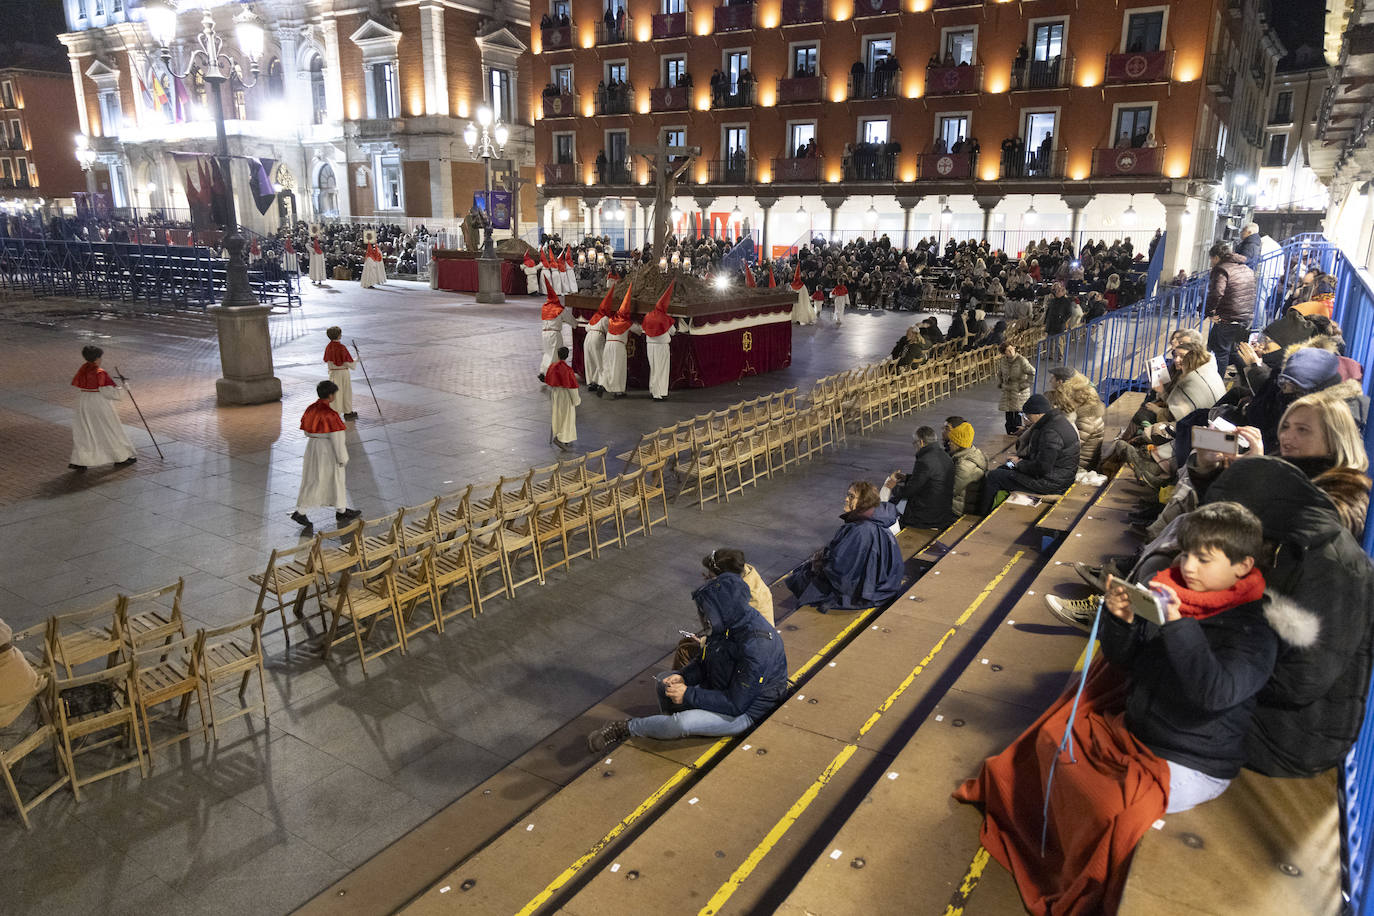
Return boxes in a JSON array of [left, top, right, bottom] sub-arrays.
[[699, 743, 860, 916], [788, 606, 879, 684], [943, 846, 992, 916], [697, 549, 1026, 912]]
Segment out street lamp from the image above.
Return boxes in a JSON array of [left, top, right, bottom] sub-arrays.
[[74, 134, 98, 197], [464, 105, 509, 258], [144, 1, 280, 406]]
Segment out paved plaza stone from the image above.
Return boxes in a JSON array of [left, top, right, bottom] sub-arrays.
[[0, 280, 1008, 914]]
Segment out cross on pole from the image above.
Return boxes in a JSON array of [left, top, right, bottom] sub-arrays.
[[493, 159, 533, 242], [629, 141, 699, 258]]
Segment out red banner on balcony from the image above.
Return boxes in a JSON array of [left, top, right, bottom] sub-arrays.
[[853, 0, 901, 14], [1105, 51, 1171, 84], [781, 0, 824, 24], [652, 11, 687, 38], [919, 152, 972, 180], [925, 65, 979, 95], [776, 76, 823, 104], [1094, 146, 1164, 177], [650, 86, 690, 111], [542, 94, 575, 118], [773, 158, 822, 181], [714, 4, 753, 31], [544, 162, 580, 185], [542, 25, 573, 50]]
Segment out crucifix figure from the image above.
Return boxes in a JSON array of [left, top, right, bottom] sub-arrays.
[[629, 140, 700, 258], [493, 159, 533, 243]]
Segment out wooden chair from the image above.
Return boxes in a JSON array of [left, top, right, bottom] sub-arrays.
[[436, 484, 474, 540], [428, 532, 479, 624], [48, 598, 125, 678], [128, 632, 209, 766], [499, 501, 545, 592], [358, 511, 402, 566], [248, 541, 322, 645], [467, 509, 514, 606], [394, 546, 442, 641], [614, 469, 648, 541], [50, 662, 147, 799], [395, 497, 441, 553], [559, 485, 596, 565], [764, 418, 797, 475], [1, 623, 68, 829], [311, 519, 364, 606], [556, 454, 589, 491], [531, 494, 572, 577], [587, 475, 626, 555], [529, 462, 562, 502], [323, 557, 403, 675], [617, 432, 659, 472], [675, 443, 726, 509], [717, 437, 754, 500], [194, 614, 267, 743], [120, 579, 185, 650], [641, 460, 670, 533], [583, 446, 610, 485]]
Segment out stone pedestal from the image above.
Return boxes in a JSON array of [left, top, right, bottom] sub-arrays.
[[475, 257, 506, 303], [210, 305, 283, 405]]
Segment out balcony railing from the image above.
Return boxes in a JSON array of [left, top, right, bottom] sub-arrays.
[[848, 69, 902, 100], [772, 156, 823, 182], [1270, 106, 1294, 125], [595, 17, 633, 46], [714, 3, 754, 33], [1011, 56, 1073, 91], [1206, 55, 1236, 100], [594, 158, 634, 185], [542, 92, 578, 118], [917, 151, 974, 180], [713, 82, 755, 108], [931, 0, 982, 8], [1104, 49, 1174, 85], [1189, 147, 1231, 182], [651, 10, 690, 39], [925, 63, 981, 95], [776, 75, 825, 104], [844, 150, 897, 181], [1091, 144, 1166, 178], [595, 88, 635, 116], [999, 147, 1065, 180], [650, 85, 691, 112], [853, 0, 901, 17], [781, 0, 825, 25], [544, 161, 582, 186], [541, 23, 576, 51], [707, 158, 756, 184]]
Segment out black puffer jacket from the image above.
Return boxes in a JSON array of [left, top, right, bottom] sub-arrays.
[[1207, 457, 1374, 777], [679, 574, 790, 720], [889, 443, 956, 529], [1205, 252, 1256, 323], [1016, 408, 1080, 493]]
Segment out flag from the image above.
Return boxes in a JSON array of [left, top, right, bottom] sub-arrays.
[[174, 75, 191, 123], [248, 157, 277, 215]]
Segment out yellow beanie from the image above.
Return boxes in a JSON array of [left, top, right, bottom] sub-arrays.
[[947, 421, 975, 449]]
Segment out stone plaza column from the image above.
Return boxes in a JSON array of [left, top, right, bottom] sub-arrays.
[[695, 195, 714, 239], [756, 195, 776, 259], [210, 299, 282, 406], [975, 194, 1004, 243], [585, 196, 602, 238], [1155, 190, 1191, 278], [823, 194, 844, 238], [897, 195, 921, 249], [1062, 193, 1092, 250]]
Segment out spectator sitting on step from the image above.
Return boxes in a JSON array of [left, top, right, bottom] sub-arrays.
[[882, 426, 956, 530], [785, 481, 905, 612], [673, 547, 776, 667], [976, 393, 1080, 515], [1046, 366, 1106, 470], [586, 572, 788, 752], [0, 617, 44, 739], [944, 418, 988, 517]]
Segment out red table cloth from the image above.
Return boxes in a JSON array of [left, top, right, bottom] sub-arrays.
[[434, 258, 525, 295]]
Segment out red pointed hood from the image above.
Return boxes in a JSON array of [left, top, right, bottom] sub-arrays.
[[607, 283, 635, 335], [790, 273, 805, 291], [768, 264, 776, 287], [541, 248, 553, 269], [591, 281, 618, 323], [744, 266, 756, 288], [642, 280, 675, 337], [523, 252, 536, 267], [541, 276, 564, 319]]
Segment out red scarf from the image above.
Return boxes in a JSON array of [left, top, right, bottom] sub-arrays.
[[71, 363, 115, 390], [1148, 566, 1266, 620], [301, 399, 346, 433], [312, 239, 323, 254], [324, 340, 353, 364]]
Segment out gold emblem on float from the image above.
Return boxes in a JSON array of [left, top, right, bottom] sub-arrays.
[[742, 331, 753, 352], [627, 336, 637, 357]]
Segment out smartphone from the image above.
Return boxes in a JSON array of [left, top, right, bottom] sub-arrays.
[[1248, 331, 1263, 347], [1107, 575, 1168, 626], [678, 629, 699, 640], [1193, 427, 1244, 455]]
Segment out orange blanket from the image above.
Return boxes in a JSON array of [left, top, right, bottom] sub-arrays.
[[953, 660, 1170, 915]]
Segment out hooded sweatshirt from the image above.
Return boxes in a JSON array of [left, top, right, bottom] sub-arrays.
[[679, 574, 789, 720]]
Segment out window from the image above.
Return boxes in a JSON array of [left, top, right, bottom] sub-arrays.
[[551, 0, 570, 19], [861, 117, 889, 144], [1273, 90, 1293, 123], [77, 0, 87, 18], [663, 0, 685, 11], [310, 55, 327, 123], [370, 62, 397, 118], [944, 29, 975, 65], [0, 122, 6, 147], [724, 125, 748, 157], [0, 81, 14, 109], [554, 132, 575, 164], [725, 50, 749, 93], [95, 0, 104, 15], [606, 61, 628, 85], [489, 67, 512, 122], [0, 159, 11, 184], [792, 45, 818, 78], [1266, 132, 1286, 168], [866, 37, 893, 72], [665, 57, 687, 87], [663, 127, 685, 148], [1124, 10, 1164, 53], [111, 0, 122, 11], [938, 114, 968, 150], [1032, 22, 1064, 61], [373, 153, 402, 210], [266, 59, 284, 98], [553, 65, 573, 93], [1114, 105, 1152, 146], [1023, 111, 1057, 175], [607, 129, 629, 163], [15, 156, 28, 187], [315, 162, 338, 216], [788, 122, 816, 156]]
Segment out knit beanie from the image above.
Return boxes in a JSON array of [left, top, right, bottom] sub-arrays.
[[947, 422, 975, 450], [1263, 310, 1317, 348], [1278, 348, 1341, 391], [1022, 393, 1052, 415]]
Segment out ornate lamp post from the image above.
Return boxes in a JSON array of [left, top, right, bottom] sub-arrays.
[[464, 106, 509, 303], [74, 134, 98, 197], [144, 0, 281, 405]]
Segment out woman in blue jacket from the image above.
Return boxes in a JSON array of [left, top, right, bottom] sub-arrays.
[[785, 480, 906, 612]]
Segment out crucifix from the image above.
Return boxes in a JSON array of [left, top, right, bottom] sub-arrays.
[[493, 159, 533, 242], [629, 141, 700, 258]]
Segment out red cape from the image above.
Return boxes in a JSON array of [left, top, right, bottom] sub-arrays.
[[71, 363, 115, 390], [324, 341, 353, 364], [790, 275, 805, 290], [768, 265, 776, 287], [301, 399, 346, 433], [367, 244, 382, 262], [642, 280, 675, 337], [545, 360, 578, 389], [744, 266, 756, 288], [311, 239, 323, 254], [833, 283, 848, 296], [284, 239, 296, 254], [541, 277, 564, 320], [607, 284, 635, 335]]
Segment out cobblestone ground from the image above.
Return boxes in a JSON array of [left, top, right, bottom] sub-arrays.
[[0, 278, 1009, 914]]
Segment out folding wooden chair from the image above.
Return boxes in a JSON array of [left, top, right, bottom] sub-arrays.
[[764, 418, 797, 475], [531, 494, 572, 577], [467, 509, 514, 605], [50, 661, 147, 799], [673, 443, 726, 509], [128, 632, 209, 767], [617, 432, 659, 473], [1, 624, 67, 829], [323, 557, 403, 675], [641, 460, 670, 533], [556, 454, 589, 491], [248, 541, 321, 645], [583, 446, 609, 485], [428, 532, 479, 624], [559, 485, 596, 565], [394, 546, 442, 641], [614, 469, 648, 541], [120, 579, 185, 650], [529, 462, 562, 502], [587, 475, 626, 555], [194, 613, 267, 743], [358, 511, 402, 566], [499, 501, 545, 592], [48, 598, 125, 678], [395, 497, 441, 553], [312, 519, 364, 606], [436, 484, 473, 539], [472, 472, 534, 518]]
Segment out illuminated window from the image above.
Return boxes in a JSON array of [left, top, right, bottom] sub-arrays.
[[553, 65, 573, 93], [489, 67, 512, 122], [788, 122, 815, 156], [373, 153, 403, 211], [1124, 10, 1163, 53]]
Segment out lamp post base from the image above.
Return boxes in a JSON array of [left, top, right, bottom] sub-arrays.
[[209, 304, 282, 406], [475, 257, 505, 303]]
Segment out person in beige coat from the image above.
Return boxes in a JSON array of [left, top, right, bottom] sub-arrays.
[[0, 618, 43, 734], [995, 342, 1036, 434], [1046, 366, 1106, 469]]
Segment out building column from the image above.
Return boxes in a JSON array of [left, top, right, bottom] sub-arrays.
[[431, 153, 454, 219], [1061, 193, 1092, 250], [896, 194, 921, 249], [694, 194, 714, 239], [535, 190, 547, 239], [823, 194, 844, 237], [67, 56, 90, 135], [635, 194, 653, 250], [276, 28, 303, 118], [321, 20, 345, 122], [756, 195, 776, 259], [1155, 191, 1191, 279], [419, 3, 449, 116], [585, 196, 602, 238], [975, 194, 1004, 243]]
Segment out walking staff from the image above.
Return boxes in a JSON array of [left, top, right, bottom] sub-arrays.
[[113, 366, 164, 460], [350, 339, 385, 419]]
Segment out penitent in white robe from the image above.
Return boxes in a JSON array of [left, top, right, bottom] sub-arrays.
[[551, 387, 581, 443], [524, 265, 540, 294], [360, 256, 386, 288], [71, 388, 136, 467], [645, 327, 674, 398], [791, 287, 816, 325], [583, 318, 608, 388], [309, 251, 326, 283], [601, 332, 629, 394], [832, 292, 849, 326], [540, 318, 565, 374], [296, 431, 349, 512], [327, 362, 356, 416]]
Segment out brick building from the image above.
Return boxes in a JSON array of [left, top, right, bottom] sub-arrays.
[[0, 66, 86, 203], [533, 0, 1285, 274], [57, 0, 536, 234]]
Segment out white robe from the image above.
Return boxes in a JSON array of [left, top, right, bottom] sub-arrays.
[[308, 251, 326, 283], [645, 327, 674, 398], [428, 256, 438, 289], [360, 256, 386, 288], [791, 287, 816, 325], [584, 318, 608, 388], [602, 331, 629, 394], [524, 265, 540, 294], [832, 292, 849, 326], [540, 318, 566, 374], [563, 266, 579, 293], [551, 386, 581, 443], [327, 362, 356, 416], [296, 431, 349, 512], [71, 388, 136, 467]]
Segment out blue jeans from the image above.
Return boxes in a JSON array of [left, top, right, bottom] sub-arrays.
[[626, 673, 754, 741]]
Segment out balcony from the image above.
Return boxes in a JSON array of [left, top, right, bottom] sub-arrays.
[[1091, 145, 1166, 178], [713, 82, 755, 108], [1270, 106, 1294, 126], [707, 158, 756, 184], [931, 0, 982, 8], [772, 156, 823, 182], [999, 148, 1065, 180], [1190, 147, 1231, 182], [918, 151, 974, 180], [650, 85, 691, 112], [714, 3, 754, 33], [1206, 55, 1235, 100], [595, 17, 633, 46], [781, 0, 825, 26], [544, 161, 582, 186], [844, 150, 897, 181], [848, 70, 902, 100], [594, 157, 634, 185], [853, 0, 901, 17], [1104, 49, 1174, 85], [542, 92, 578, 118], [1011, 56, 1072, 91], [776, 75, 825, 104], [541, 23, 575, 51], [925, 64, 981, 96], [356, 118, 404, 139], [595, 88, 634, 116], [651, 11, 690, 39]]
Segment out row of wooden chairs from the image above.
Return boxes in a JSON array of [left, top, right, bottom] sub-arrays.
[[620, 388, 799, 473], [674, 404, 837, 508]]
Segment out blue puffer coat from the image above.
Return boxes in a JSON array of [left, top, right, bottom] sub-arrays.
[[679, 574, 789, 720]]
